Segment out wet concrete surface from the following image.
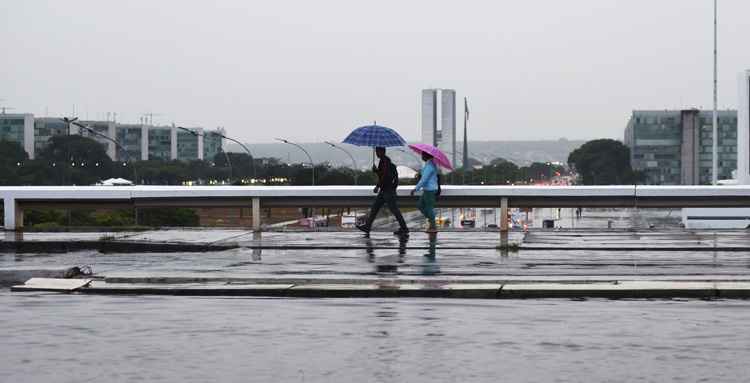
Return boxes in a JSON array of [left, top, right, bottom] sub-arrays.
[[2, 207, 750, 297], [5, 212, 750, 381], [2, 295, 750, 382], [3, 228, 750, 298]]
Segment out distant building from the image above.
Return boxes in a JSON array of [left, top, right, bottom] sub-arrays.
[[624, 109, 738, 185], [148, 126, 173, 161], [0, 113, 222, 162], [33, 117, 68, 158], [0, 113, 34, 158], [421, 89, 456, 167], [421, 90, 437, 146], [203, 129, 224, 161]]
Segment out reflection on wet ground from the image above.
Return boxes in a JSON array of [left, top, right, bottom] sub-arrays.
[[1, 294, 749, 383], [4, 221, 750, 381], [4, 229, 750, 282]]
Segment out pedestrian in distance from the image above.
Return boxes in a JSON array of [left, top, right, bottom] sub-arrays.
[[411, 151, 439, 233], [356, 147, 409, 236]]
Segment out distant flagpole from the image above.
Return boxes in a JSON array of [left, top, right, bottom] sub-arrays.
[[463, 97, 469, 174], [712, 0, 718, 185]]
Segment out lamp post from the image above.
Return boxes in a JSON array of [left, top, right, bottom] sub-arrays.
[[60, 116, 80, 185], [276, 138, 315, 186], [324, 141, 358, 185], [74, 122, 138, 183], [177, 127, 234, 183], [181, 127, 257, 181], [711, 0, 718, 185], [214, 132, 256, 180]]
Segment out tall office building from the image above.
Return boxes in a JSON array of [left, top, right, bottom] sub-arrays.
[[0, 113, 35, 158], [624, 109, 738, 185], [421, 90, 437, 146], [421, 89, 456, 167]]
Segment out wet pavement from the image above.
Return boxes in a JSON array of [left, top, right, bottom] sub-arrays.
[[3, 230, 750, 286], [2, 295, 750, 382], [2, 208, 750, 297], [3, 210, 750, 381]]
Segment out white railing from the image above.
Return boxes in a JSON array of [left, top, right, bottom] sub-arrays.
[[3, 185, 750, 230]]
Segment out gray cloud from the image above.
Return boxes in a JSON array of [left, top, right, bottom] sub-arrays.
[[2, 0, 748, 143]]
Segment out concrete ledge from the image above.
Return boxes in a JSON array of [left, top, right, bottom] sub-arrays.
[[0, 268, 79, 286], [12, 280, 750, 299], [715, 282, 750, 299], [0, 240, 238, 253], [30, 282, 297, 296], [499, 282, 719, 299], [103, 275, 750, 285]]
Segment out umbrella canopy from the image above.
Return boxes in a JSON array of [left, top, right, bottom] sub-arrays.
[[408, 143, 453, 170], [343, 124, 406, 147]]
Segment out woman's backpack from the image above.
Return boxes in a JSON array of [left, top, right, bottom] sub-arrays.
[[436, 173, 442, 197]]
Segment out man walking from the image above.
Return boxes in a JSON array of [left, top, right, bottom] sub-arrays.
[[356, 147, 409, 236]]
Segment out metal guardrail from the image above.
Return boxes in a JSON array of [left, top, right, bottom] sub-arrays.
[[3, 185, 750, 231]]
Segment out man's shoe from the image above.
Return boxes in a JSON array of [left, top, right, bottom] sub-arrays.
[[356, 224, 371, 233], [393, 228, 409, 236]]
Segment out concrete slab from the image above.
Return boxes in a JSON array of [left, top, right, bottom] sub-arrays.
[[11, 277, 750, 299], [73, 281, 295, 296], [500, 281, 717, 299], [11, 278, 92, 292], [716, 282, 750, 298], [120, 229, 249, 244], [70, 281, 497, 298], [442, 283, 503, 298], [0, 268, 83, 286]]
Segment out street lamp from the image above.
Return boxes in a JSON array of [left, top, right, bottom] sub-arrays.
[[74, 122, 138, 183], [276, 138, 315, 186], [214, 132, 256, 180], [60, 116, 80, 185], [324, 141, 358, 185], [179, 127, 257, 181]]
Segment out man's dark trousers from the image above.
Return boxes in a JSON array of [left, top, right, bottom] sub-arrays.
[[364, 190, 408, 230]]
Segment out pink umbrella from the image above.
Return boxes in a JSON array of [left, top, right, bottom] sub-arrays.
[[408, 143, 453, 170]]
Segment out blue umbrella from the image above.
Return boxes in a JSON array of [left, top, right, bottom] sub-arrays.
[[343, 124, 406, 147]]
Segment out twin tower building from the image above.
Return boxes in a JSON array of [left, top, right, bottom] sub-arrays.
[[421, 89, 458, 169]]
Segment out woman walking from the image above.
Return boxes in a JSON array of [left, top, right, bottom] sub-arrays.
[[411, 151, 439, 233]]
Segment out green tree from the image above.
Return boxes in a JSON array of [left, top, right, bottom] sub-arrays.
[[0, 140, 28, 185], [466, 158, 520, 185], [568, 139, 637, 185], [36, 135, 113, 185], [518, 162, 566, 183], [317, 167, 355, 185]]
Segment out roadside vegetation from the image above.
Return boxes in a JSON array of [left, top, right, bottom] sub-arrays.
[[567, 139, 645, 185]]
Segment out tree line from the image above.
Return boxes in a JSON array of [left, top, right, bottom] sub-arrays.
[[0, 136, 641, 229], [0, 136, 640, 187]]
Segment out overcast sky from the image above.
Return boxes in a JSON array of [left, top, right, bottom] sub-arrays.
[[2, 0, 749, 143]]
